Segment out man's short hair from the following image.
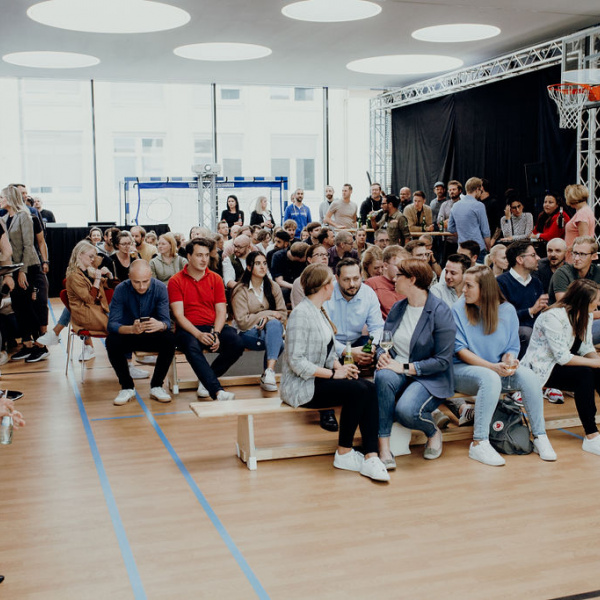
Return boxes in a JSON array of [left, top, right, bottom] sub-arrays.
[[481, 178, 491, 193], [383, 245, 409, 263], [465, 177, 483, 194], [343, 183, 353, 191], [289, 241, 309, 259], [459, 240, 480, 258], [447, 179, 463, 192], [375, 229, 389, 240], [256, 229, 271, 243], [131, 225, 146, 237], [185, 237, 213, 256], [446, 253, 473, 273], [274, 230, 291, 243], [413, 190, 426, 200], [316, 228, 332, 244], [386, 194, 401, 209], [371, 182, 382, 191], [573, 236, 599, 253], [336, 257, 360, 276], [335, 231, 353, 246], [405, 240, 426, 255], [283, 219, 297, 230], [506, 240, 534, 268], [306, 221, 321, 234]]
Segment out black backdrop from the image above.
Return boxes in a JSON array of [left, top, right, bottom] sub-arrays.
[[391, 65, 576, 207]]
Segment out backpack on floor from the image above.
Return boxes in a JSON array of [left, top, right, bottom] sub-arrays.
[[489, 399, 534, 455]]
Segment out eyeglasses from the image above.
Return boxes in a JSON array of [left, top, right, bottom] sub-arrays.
[[573, 251, 593, 258], [519, 252, 537, 259], [312, 252, 328, 258], [510, 205, 523, 210]]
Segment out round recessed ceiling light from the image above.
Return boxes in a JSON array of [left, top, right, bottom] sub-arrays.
[[2, 51, 100, 69], [412, 24, 501, 43], [282, 0, 381, 23], [27, 0, 190, 34], [347, 54, 463, 75], [174, 43, 272, 62]]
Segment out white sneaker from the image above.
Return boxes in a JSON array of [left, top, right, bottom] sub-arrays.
[[136, 355, 157, 365], [78, 345, 95, 362], [216, 390, 235, 402], [582, 435, 600, 456], [432, 409, 450, 430], [129, 365, 149, 379], [544, 388, 564, 404], [333, 449, 364, 472], [360, 456, 391, 482], [114, 389, 136, 406], [260, 368, 277, 392], [0, 351, 9, 366], [197, 381, 210, 398], [469, 440, 506, 466], [37, 330, 60, 346], [150, 386, 171, 403], [533, 434, 557, 461]]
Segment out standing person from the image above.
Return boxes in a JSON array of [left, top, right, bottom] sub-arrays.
[[280, 263, 389, 482], [359, 183, 384, 227], [231, 252, 287, 392], [283, 188, 312, 233], [150, 232, 187, 284], [437, 180, 462, 257], [168, 238, 244, 401], [522, 279, 600, 456], [429, 181, 446, 223], [324, 183, 357, 230], [448, 177, 491, 262], [399, 187, 412, 211], [404, 191, 434, 232], [499, 190, 534, 242], [531, 192, 569, 243], [33, 196, 55, 224], [479, 179, 504, 239], [0, 185, 48, 363], [564, 184, 595, 261], [375, 259, 456, 467], [452, 265, 555, 466], [220, 194, 244, 228], [130, 226, 157, 262], [106, 261, 175, 405], [319, 185, 336, 223], [533, 238, 567, 293], [110, 231, 140, 284], [249, 196, 274, 229]]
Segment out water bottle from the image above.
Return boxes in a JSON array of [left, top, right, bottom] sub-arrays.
[[0, 415, 13, 445]]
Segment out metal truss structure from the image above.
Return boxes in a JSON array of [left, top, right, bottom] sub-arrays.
[[370, 25, 600, 221], [198, 174, 218, 231]]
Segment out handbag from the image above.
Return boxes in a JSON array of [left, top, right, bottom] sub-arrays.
[[489, 398, 534, 455]]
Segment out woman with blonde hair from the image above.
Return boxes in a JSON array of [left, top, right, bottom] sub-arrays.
[[150, 232, 187, 283], [484, 244, 508, 277], [564, 184, 595, 260], [281, 263, 389, 482], [451, 265, 555, 466], [249, 196, 274, 229], [361, 245, 383, 280]]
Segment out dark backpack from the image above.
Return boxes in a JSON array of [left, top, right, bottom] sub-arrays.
[[489, 399, 534, 455]]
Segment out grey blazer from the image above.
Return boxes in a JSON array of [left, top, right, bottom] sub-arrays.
[[280, 298, 337, 408], [3, 211, 39, 272]]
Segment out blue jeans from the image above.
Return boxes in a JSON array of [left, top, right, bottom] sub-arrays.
[[453, 362, 546, 440], [375, 369, 441, 438], [239, 319, 284, 368], [58, 308, 70, 328], [592, 319, 600, 345], [175, 324, 245, 398]]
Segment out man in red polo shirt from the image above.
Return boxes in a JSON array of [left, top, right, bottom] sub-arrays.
[[168, 238, 244, 401]]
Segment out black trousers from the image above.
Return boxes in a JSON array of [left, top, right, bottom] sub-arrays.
[[106, 330, 176, 390], [304, 378, 379, 454], [546, 364, 600, 435]]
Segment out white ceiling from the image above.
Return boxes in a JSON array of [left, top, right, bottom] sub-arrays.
[[0, 0, 598, 89]]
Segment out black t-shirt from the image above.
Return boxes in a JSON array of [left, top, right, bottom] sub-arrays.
[[270, 249, 305, 285], [220, 210, 244, 228]]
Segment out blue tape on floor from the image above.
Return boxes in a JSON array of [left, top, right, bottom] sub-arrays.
[[558, 428, 584, 440], [134, 391, 270, 600], [49, 302, 147, 599]]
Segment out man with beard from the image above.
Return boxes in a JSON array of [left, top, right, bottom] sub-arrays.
[[429, 181, 446, 223], [360, 183, 384, 239], [533, 238, 567, 293], [437, 180, 462, 257], [319, 185, 336, 223]]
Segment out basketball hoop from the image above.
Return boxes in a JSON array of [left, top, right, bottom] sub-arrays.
[[547, 83, 591, 129]]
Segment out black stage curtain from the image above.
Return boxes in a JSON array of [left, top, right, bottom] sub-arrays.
[[391, 65, 576, 207], [46, 224, 170, 297]]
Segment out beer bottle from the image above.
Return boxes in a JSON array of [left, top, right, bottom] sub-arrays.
[[343, 342, 354, 365], [362, 336, 374, 353]]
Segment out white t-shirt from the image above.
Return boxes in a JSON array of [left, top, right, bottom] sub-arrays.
[[392, 304, 424, 363], [328, 200, 357, 229]]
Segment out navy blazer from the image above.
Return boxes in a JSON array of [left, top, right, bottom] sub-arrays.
[[377, 293, 456, 398]]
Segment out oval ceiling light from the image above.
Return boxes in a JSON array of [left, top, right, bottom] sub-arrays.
[[27, 0, 190, 34], [412, 24, 501, 43], [282, 0, 381, 23], [2, 51, 100, 69], [347, 54, 463, 75], [174, 42, 272, 62]]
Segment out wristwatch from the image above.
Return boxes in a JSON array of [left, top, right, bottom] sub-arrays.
[[403, 363, 410, 373]]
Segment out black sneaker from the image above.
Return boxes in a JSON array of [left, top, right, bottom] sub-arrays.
[[25, 346, 49, 363], [319, 409, 339, 432], [11, 346, 33, 361]]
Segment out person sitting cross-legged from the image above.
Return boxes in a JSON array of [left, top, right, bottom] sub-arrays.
[[168, 238, 245, 401], [106, 260, 176, 406]]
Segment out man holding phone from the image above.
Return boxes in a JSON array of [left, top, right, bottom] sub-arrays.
[[106, 260, 175, 405]]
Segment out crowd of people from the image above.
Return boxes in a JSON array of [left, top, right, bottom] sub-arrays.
[[3, 178, 600, 485]]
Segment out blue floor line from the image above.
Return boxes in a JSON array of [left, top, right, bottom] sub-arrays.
[[91, 410, 193, 422], [134, 391, 271, 600], [49, 302, 147, 599], [558, 428, 585, 440]]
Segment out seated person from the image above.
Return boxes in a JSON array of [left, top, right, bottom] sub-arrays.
[[168, 238, 244, 401], [306, 221, 322, 246], [271, 241, 309, 303], [533, 238, 566, 293], [266, 230, 290, 270], [316, 226, 335, 250], [499, 190, 534, 242], [255, 229, 272, 256], [150, 232, 187, 284], [373, 229, 390, 250], [451, 265, 555, 467], [417, 234, 441, 277], [327, 231, 359, 272], [231, 252, 287, 392], [110, 231, 140, 284], [430, 253, 471, 307], [106, 260, 175, 405], [354, 227, 371, 260], [291, 243, 329, 308], [497, 240, 547, 358], [484, 244, 508, 277], [405, 240, 438, 286], [365, 245, 410, 319], [130, 225, 158, 262], [522, 279, 600, 455], [360, 245, 383, 281], [222, 234, 252, 290], [283, 219, 300, 245], [280, 263, 389, 482], [375, 259, 455, 468], [531, 191, 569, 242]]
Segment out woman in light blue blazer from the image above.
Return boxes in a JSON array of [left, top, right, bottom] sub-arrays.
[[375, 259, 456, 468]]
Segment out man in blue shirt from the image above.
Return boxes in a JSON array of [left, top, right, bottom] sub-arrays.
[[448, 177, 491, 261], [283, 188, 312, 232], [106, 260, 175, 406]]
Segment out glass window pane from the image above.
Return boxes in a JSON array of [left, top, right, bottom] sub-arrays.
[[294, 87, 314, 101], [220, 88, 240, 100], [271, 158, 290, 179], [223, 158, 242, 178]]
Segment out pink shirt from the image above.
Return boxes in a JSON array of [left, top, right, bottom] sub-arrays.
[[565, 205, 596, 262]]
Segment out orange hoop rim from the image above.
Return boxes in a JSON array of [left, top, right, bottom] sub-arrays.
[[547, 83, 591, 96]]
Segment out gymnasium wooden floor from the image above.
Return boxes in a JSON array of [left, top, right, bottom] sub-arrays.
[[1, 299, 600, 600]]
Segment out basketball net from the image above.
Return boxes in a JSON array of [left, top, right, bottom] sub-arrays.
[[547, 83, 590, 129]]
